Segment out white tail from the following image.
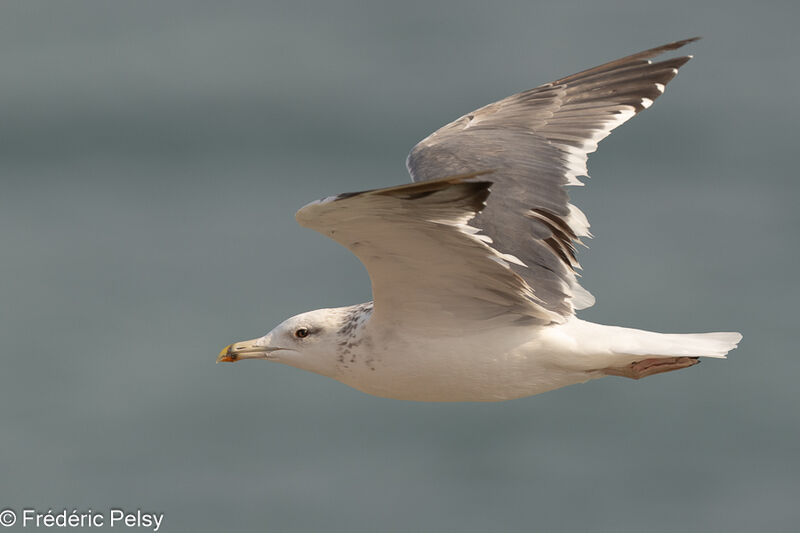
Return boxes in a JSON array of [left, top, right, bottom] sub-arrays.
[[557, 319, 743, 377], [611, 329, 743, 360]]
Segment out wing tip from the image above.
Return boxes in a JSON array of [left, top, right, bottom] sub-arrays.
[[555, 37, 700, 85], [635, 36, 701, 58]]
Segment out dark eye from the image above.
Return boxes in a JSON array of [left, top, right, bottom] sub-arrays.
[[294, 327, 310, 339]]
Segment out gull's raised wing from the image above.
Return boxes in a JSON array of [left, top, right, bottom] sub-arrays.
[[296, 174, 563, 332], [406, 38, 698, 319]]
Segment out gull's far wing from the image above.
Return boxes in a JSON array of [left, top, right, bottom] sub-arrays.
[[295, 174, 563, 332], [406, 38, 698, 319]]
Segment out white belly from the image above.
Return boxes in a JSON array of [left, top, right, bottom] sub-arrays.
[[332, 321, 600, 402]]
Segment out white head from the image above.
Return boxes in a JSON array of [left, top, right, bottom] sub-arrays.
[[217, 307, 356, 377]]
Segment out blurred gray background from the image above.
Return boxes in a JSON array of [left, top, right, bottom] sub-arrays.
[[1, 1, 797, 532]]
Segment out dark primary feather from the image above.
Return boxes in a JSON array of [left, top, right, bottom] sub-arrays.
[[406, 38, 699, 318]]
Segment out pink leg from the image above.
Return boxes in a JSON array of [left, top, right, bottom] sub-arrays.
[[604, 357, 700, 380]]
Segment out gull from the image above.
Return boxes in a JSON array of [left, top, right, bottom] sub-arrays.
[[217, 38, 742, 402]]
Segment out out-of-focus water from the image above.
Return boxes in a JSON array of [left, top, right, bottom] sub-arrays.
[[1, 1, 797, 532]]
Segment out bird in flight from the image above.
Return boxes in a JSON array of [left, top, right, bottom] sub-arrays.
[[218, 38, 741, 402]]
